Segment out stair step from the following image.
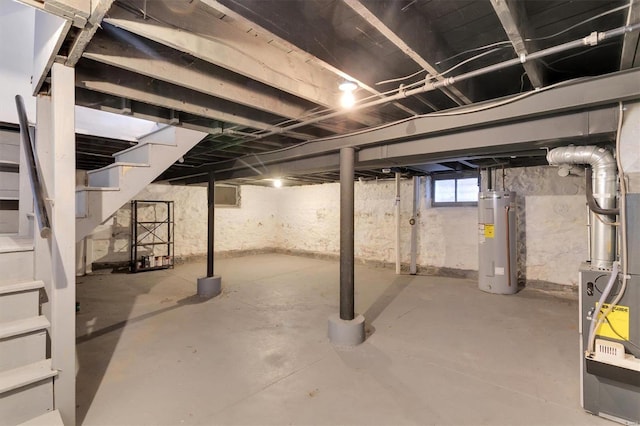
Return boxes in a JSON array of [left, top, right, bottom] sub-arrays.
[[0, 161, 19, 173], [75, 186, 120, 192], [86, 161, 149, 173], [0, 280, 43, 296], [0, 235, 33, 253], [0, 250, 35, 284], [138, 125, 179, 145], [87, 162, 150, 187], [18, 409, 64, 426], [0, 359, 57, 394], [76, 126, 205, 241], [0, 320, 46, 372], [114, 140, 177, 156], [0, 316, 49, 340]]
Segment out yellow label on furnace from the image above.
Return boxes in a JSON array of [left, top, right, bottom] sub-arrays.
[[595, 303, 630, 341], [484, 224, 495, 238]]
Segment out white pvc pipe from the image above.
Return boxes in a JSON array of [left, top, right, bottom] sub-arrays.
[[410, 176, 419, 275], [395, 172, 401, 275]]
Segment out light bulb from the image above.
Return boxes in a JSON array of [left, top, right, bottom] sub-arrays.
[[273, 179, 283, 188], [340, 91, 355, 109]]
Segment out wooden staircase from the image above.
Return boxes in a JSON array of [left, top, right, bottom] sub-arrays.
[[0, 236, 62, 425], [75, 125, 206, 241]]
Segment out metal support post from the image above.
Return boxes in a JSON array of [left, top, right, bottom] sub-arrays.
[[197, 172, 222, 297], [207, 172, 215, 277], [328, 147, 365, 345], [340, 147, 355, 321]]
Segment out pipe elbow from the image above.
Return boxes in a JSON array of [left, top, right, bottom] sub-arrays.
[[547, 145, 616, 175]]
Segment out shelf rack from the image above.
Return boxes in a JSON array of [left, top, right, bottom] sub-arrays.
[[130, 200, 174, 273]]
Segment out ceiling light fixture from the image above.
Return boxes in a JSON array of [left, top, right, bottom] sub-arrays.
[[339, 80, 358, 109], [273, 178, 283, 188]]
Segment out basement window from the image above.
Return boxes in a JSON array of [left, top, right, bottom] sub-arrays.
[[215, 185, 240, 207], [431, 174, 478, 207]]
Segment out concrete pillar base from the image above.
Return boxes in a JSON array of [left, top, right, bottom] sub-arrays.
[[328, 313, 365, 346], [197, 276, 222, 298]]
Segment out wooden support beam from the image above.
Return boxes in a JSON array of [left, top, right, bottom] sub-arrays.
[[343, 0, 472, 105], [620, 0, 640, 69], [490, 0, 545, 88]]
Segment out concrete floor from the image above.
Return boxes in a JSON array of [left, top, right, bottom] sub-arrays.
[[75, 254, 609, 426]]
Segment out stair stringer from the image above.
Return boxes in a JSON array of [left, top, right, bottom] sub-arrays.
[[76, 126, 206, 241]]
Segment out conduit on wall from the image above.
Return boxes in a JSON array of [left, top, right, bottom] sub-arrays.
[[410, 176, 420, 275], [395, 172, 401, 274]]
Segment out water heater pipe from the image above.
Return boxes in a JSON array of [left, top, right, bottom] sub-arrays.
[[547, 146, 617, 268], [505, 205, 512, 287], [395, 172, 401, 274]]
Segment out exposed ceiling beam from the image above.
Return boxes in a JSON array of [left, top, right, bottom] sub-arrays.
[[75, 63, 316, 140], [620, 0, 640, 69], [490, 0, 545, 88], [199, 0, 418, 118], [104, 1, 384, 128], [406, 164, 454, 174], [83, 27, 344, 135], [342, 0, 472, 105], [163, 69, 640, 181], [356, 110, 615, 166], [65, 0, 114, 66], [211, 108, 616, 183]]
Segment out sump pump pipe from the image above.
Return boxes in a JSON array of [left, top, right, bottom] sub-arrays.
[[547, 146, 617, 269]]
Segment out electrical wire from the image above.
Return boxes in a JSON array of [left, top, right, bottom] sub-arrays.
[[429, 48, 505, 80], [593, 211, 619, 226], [587, 102, 628, 355], [525, 4, 630, 42], [435, 41, 512, 65], [592, 274, 607, 294], [123, 0, 633, 150], [603, 316, 640, 353], [376, 69, 427, 86], [118, 0, 634, 175], [541, 41, 619, 74]]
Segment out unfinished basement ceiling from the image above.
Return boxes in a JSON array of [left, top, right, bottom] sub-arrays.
[[47, 0, 640, 184]]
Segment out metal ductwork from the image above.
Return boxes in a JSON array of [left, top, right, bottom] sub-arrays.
[[547, 146, 617, 269]]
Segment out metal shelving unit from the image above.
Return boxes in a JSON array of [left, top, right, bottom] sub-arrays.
[[130, 200, 174, 273]]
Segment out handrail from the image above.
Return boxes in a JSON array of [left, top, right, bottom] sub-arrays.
[[14, 95, 51, 238]]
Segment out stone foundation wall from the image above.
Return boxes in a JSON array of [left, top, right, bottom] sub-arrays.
[[86, 165, 589, 287]]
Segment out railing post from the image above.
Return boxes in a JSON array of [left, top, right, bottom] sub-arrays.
[[33, 63, 76, 426]]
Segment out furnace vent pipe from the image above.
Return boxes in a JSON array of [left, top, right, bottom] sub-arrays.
[[547, 146, 617, 269]]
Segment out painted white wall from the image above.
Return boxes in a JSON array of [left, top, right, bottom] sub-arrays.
[[277, 183, 340, 254], [88, 183, 278, 263], [87, 166, 589, 286], [525, 195, 587, 286]]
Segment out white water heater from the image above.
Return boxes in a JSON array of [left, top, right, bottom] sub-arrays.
[[478, 191, 517, 294]]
